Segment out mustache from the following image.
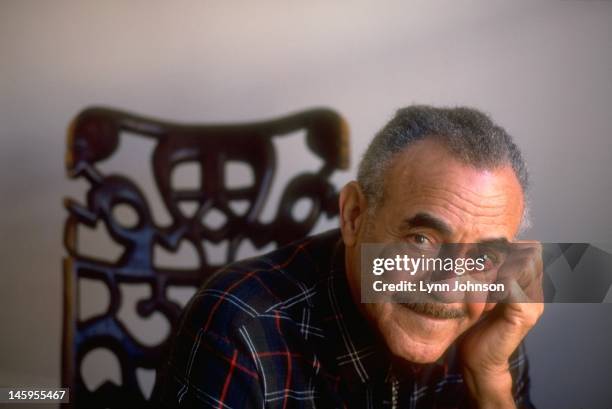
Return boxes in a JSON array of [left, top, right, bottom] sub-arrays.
[[401, 302, 467, 319]]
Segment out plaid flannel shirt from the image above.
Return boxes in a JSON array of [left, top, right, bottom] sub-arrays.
[[155, 229, 534, 408]]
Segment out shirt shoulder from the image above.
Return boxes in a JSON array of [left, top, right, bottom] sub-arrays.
[[181, 229, 341, 336]]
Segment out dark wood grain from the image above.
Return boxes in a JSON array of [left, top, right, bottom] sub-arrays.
[[62, 107, 350, 408]]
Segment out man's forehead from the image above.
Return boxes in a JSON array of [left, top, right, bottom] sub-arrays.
[[381, 139, 525, 237], [385, 139, 522, 197]]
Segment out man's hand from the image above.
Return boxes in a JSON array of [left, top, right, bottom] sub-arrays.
[[459, 241, 544, 409]]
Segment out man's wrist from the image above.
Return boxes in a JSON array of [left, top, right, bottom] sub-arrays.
[[463, 367, 516, 409]]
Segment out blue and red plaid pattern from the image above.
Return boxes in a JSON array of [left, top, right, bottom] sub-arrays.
[[155, 229, 534, 408]]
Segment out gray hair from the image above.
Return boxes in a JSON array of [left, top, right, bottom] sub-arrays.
[[357, 105, 530, 230]]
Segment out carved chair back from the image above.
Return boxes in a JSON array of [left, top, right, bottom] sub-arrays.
[[62, 107, 349, 408]]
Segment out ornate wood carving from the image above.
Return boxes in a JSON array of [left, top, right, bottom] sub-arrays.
[[62, 107, 349, 408]]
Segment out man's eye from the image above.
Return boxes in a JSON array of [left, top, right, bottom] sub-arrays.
[[480, 252, 501, 270], [409, 234, 430, 245], [413, 234, 428, 244], [406, 234, 438, 252]]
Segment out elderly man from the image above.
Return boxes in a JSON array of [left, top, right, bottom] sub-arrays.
[[155, 106, 543, 408]]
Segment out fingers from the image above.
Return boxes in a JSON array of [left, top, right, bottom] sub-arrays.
[[492, 241, 544, 303], [505, 280, 545, 328]]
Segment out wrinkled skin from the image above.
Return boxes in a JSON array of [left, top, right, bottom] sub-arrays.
[[339, 138, 543, 408]]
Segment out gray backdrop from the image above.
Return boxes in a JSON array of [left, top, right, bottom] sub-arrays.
[[1, 1, 611, 408]]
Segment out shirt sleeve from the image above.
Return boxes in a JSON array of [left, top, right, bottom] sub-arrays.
[[511, 342, 536, 409], [154, 325, 264, 409]]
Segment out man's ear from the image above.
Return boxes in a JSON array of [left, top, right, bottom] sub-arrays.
[[339, 181, 369, 248]]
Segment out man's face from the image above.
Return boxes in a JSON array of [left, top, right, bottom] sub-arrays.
[[340, 138, 525, 364]]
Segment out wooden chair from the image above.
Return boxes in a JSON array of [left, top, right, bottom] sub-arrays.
[[62, 107, 349, 408]]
